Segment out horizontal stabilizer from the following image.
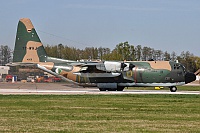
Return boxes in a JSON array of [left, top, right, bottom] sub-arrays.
[[6, 62, 37, 67], [194, 69, 200, 75], [36, 64, 78, 84]]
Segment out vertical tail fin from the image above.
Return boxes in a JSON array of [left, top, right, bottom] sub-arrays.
[[13, 18, 47, 63]]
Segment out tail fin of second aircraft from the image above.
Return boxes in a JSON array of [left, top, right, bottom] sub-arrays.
[[13, 18, 47, 63]]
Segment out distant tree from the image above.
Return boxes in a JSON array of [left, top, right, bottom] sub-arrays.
[[101, 48, 111, 60], [163, 51, 171, 61], [194, 56, 200, 71], [135, 45, 142, 61], [142, 46, 151, 61], [45, 45, 59, 58], [116, 42, 126, 60], [63, 46, 77, 60], [129, 45, 135, 61], [171, 51, 177, 61], [58, 43, 64, 58], [106, 48, 118, 60], [115, 41, 135, 61], [98, 47, 103, 60], [83, 47, 92, 60], [155, 50, 163, 60], [149, 48, 155, 60], [44, 44, 51, 56], [0, 45, 12, 65]]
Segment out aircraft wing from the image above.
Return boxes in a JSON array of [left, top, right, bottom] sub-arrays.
[[73, 63, 121, 78]]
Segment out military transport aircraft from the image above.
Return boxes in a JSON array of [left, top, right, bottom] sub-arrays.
[[7, 18, 196, 92]]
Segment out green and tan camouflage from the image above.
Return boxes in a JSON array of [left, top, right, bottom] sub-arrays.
[[12, 18, 79, 83], [9, 18, 196, 92], [13, 18, 47, 62]]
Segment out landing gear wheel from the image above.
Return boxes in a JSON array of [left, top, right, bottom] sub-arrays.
[[169, 86, 177, 92], [117, 86, 125, 91], [107, 88, 117, 91], [99, 88, 106, 91]]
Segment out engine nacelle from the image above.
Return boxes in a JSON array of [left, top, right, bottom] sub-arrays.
[[97, 83, 117, 89], [53, 64, 73, 74], [103, 61, 135, 72], [104, 61, 122, 71]]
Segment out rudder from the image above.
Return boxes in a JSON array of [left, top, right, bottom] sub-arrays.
[[13, 18, 47, 63]]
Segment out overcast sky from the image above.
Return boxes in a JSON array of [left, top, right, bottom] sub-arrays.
[[0, 0, 200, 56]]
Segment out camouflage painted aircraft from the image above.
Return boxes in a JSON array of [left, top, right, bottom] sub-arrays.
[[8, 18, 196, 92]]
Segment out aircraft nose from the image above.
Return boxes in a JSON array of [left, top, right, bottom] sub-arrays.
[[185, 72, 196, 84]]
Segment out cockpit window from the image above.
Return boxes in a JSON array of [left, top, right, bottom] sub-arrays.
[[180, 64, 186, 73], [174, 64, 180, 69]]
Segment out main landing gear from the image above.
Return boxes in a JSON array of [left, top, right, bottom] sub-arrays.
[[99, 87, 125, 91], [169, 86, 177, 92]]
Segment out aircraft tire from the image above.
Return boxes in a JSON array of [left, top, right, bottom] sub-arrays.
[[107, 88, 117, 91], [170, 86, 177, 92], [117, 86, 124, 91], [99, 88, 107, 91]]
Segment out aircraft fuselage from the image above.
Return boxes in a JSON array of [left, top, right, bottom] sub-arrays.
[[49, 60, 195, 91]]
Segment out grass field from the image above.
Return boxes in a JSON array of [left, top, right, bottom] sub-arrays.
[[0, 95, 199, 133]]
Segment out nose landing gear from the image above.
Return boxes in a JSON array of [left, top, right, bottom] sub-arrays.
[[169, 86, 177, 92]]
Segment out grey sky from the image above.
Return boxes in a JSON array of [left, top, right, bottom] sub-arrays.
[[0, 0, 200, 56]]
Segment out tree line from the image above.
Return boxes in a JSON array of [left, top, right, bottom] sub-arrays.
[[0, 43, 199, 73], [44, 42, 200, 72]]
